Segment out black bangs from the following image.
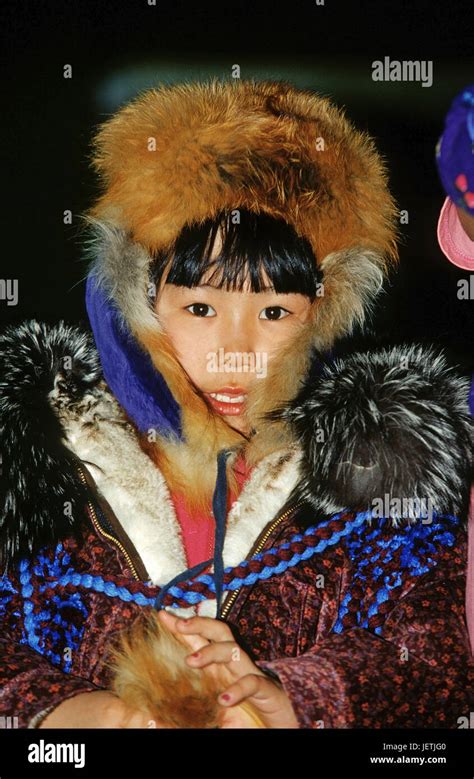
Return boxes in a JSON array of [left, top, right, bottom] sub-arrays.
[[149, 209, 322, 299]]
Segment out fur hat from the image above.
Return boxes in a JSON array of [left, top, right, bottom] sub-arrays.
[[83, 78, 400, 504]]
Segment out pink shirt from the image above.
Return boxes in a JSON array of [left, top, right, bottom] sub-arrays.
[[438, 196, 474, 654], [170, 453, 253, 570]]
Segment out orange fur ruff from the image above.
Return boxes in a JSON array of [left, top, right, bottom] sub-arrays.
[[106, 610, 266, 728]]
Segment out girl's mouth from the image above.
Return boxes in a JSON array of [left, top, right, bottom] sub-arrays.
[[204, 388, 247, 416]]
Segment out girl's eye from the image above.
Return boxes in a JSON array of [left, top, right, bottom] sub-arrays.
[[185, 303, 216, 317], [259, 306, 291, 321]]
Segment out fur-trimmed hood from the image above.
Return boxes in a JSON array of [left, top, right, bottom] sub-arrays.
[[81, 78, 400, 505]]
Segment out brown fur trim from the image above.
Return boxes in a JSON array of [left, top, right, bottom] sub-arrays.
[[243, 246, 387, 463], [87, 78, 399, 266], [106, 610, 265, 728], [135, 428, 241, 516], [135, 327, 244, 511]]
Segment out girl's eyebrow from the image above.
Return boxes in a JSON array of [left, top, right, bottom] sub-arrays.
[[199, 282, 277, 293]]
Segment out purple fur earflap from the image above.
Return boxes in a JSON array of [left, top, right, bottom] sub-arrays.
[[85, 272, 183, 439]]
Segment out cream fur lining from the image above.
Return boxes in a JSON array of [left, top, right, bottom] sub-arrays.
[[55, 382, 302, 618]]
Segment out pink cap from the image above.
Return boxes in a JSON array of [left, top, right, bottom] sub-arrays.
[[437, 196, 474, 270]]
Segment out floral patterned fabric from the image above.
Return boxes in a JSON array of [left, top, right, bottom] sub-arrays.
[[0, 502, 473, 729]]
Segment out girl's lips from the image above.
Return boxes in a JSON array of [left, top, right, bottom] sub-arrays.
[[204, 389, 247, 416]]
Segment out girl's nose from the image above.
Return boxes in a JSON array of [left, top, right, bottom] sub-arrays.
[[220, 317, 258, 357]]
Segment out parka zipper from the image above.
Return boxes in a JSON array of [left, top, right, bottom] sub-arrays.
[[75, 459, 304, 615], [218, 499, 305, 620], [75, 463, 142, 582]]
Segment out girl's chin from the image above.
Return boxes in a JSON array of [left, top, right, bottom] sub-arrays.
[[202, 392, 250, 434], [218, 412, 249, 435]]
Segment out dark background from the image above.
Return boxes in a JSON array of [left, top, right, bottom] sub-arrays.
[[1, 0, 473, 368]]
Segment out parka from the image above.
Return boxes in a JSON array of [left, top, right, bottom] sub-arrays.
[[0, 320, 472, 728]]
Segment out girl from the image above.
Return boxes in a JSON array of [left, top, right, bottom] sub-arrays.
[[0, 78, 472, 728]]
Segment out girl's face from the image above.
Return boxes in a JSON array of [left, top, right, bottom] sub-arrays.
[[154, 238, 313, 435]]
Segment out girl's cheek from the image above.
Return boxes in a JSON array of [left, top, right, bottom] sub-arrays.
[[260, 321, 303, 356], [172, 329, 214, 387]]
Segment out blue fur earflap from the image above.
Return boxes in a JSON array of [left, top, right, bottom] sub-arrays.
[[85, 271, 182, 439]]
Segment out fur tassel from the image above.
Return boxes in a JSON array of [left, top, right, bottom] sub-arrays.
[[106, 610, 266, 728]]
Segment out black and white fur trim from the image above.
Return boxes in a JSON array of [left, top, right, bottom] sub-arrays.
[[272, 344, 473, 523], [0, 320, 103, 571]]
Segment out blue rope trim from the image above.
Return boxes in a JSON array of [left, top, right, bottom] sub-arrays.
[[1, 511, 460, 674], [19, 558, 39, 652], [14, 511, 459, 612], [161, 509, 371, 606], [15, 550, 88, 670], [32, 509, 366, 608], [332, 514, 459, 635]]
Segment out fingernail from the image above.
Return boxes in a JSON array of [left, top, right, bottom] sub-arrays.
[[191, 652, 200, 658], [220, 693, 231, 703]]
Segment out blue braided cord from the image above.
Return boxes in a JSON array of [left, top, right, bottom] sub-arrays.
[[0, 573, 18, 618], [19, 515, 455, 660], [25, 510, 370, 610], [161, 510, 372, 607], [332, 513, 459, 636], [16, 547, 89, 671], [19, 558, 41, 652], [11, 511, 460, 621], [153, 557, 214, 610], [2, 510, 461, 671], [333, 518, 454, 636], [41, 566, 157, 607]]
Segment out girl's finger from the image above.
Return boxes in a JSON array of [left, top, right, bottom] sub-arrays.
[[175, 615, 235, 643], [157, 609, 210, 652], [186, 639, 254, 673], [217, 675, 300, 729], [217, 673, 270, 707]]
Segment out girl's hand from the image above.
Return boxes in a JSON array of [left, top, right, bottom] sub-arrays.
[[39, 690, 157, 729], [157, 609, 299, 728]]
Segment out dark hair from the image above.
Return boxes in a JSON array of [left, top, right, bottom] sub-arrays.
[[149, 208, 322, 300]]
